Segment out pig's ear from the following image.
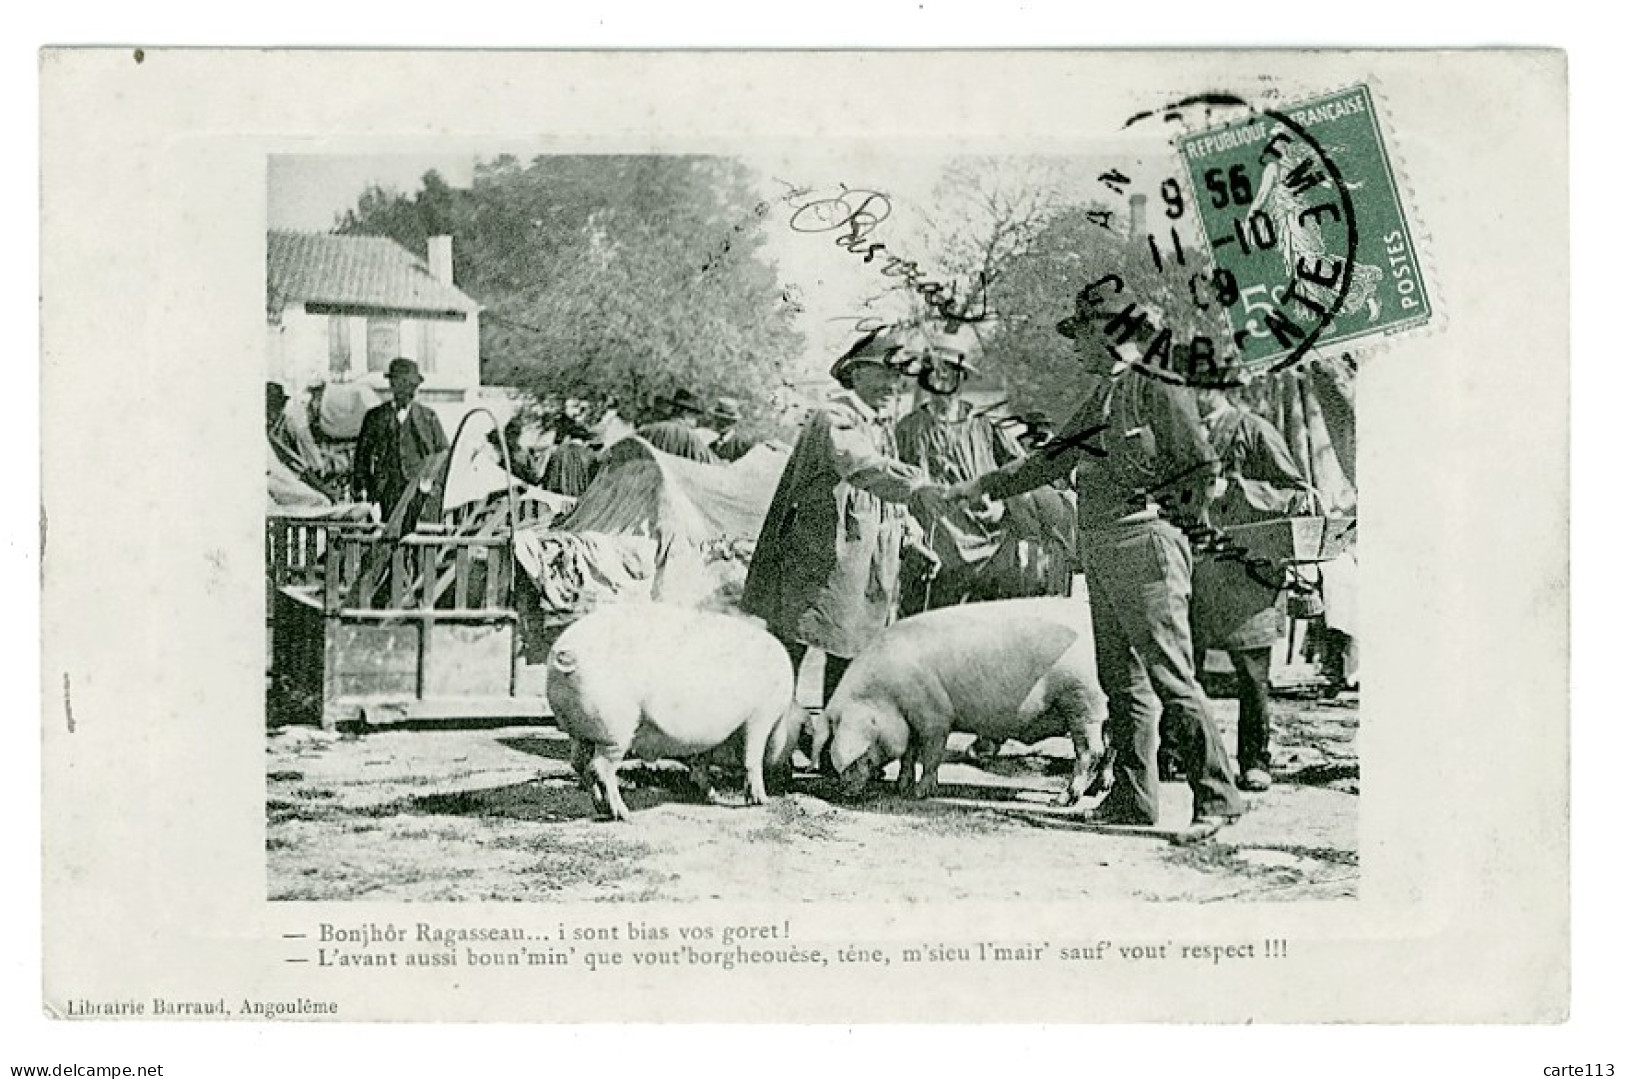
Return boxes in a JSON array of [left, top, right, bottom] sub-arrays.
[[826, 716, 855, 772], [826, 707, 869, 773], [875, 710, 910, 757]]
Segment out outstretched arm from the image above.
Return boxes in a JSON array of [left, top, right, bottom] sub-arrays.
[[1233, 414, 1316, 515], [966, 406, 1102, 501], [822, 409, 939, 516]]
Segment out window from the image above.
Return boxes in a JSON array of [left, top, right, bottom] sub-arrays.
[[366, 317, 402, 372], [417, 319, 437, 373], [327, 315, 351, 376]]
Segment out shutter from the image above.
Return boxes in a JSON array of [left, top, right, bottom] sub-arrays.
[[366, 317, 402, 372], [327, 315, 351, 376], [417, 319, 436, 373]]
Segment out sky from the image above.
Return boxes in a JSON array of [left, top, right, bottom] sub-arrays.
[[268, 154, 477, 232]]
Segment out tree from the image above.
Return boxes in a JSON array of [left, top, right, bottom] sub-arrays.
[[976, 201, 1228, 416], [921, 156, 1066, 298], [843, 157, 1067, 344], [336, 169, 470, 269], [337, 156, 804, 430]]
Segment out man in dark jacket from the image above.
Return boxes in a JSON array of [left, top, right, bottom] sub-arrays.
[[950, 305, 1244, 841], [352, 358, 449, 521], [1187, 387, 1315, 792], [709, 397, 756, 462]]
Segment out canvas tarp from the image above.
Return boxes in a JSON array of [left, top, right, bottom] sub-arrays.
[[1239, 352, 1357, 515], [315, 380, 383, 440], [266, 443, 373, 521], [516, 437, 789, 615], [513, 530, 659, 613], [561, 437, 787, 545]]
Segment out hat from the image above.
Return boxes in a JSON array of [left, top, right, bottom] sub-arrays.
[[1019, 410, 1055, 433], [1055, 289, 1103, 340], [661, 388, 706, 415], [386, 358, 424, 383], [829, 327, 906, 388], [919, 323, 979, 374], [925, 347, 978, 375], [711, 396, 743, 422]]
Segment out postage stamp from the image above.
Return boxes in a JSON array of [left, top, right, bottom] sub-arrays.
[[1070, 84, 1433, 389], [1176, 84, 1433, 378]]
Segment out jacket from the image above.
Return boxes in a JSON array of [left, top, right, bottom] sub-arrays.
[[352, 400, 449, 517], [895, 399, 1023, 571], [741, 390, 926, 658], [1191, 406, 1314, 651], [981, 371, 1219, 530]]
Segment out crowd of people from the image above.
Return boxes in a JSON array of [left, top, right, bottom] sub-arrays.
[[266, 362, 763, 512], [741, 314, 1318, 841], [268, 316, 1324, 840]]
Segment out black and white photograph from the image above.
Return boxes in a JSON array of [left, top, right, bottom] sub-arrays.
[[263, 145, 1363, 903]]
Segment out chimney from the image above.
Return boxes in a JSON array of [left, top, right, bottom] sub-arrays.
[[1128, 194, 1148, 239], [428, 235, 454, 285]]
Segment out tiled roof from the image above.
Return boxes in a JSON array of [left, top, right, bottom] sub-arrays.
[[267, 230, 479, 316]]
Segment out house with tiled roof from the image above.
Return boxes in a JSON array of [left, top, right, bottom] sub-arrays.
[[266, 231, 482, 409]]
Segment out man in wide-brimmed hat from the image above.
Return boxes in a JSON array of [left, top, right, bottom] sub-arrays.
[[352, 357, 449, 521], [947, 293, 1245, 841], [708, 396, 755, 462], [638, 387, 719, 463], [743, 327, 948, 715], [894, 337, 1030, 617]]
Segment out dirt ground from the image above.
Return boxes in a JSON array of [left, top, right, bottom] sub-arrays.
[[266, 690, 1359, 904]]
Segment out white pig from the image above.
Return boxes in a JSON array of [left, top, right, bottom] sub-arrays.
[[546, 603, 803, 821], [824, 597, 1108, 803]]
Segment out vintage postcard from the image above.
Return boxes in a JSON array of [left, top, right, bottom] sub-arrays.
[[40, 49, 1567, 1022]]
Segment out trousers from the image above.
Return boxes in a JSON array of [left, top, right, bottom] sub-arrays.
[[779, 639, 850, 709], [1228, 646, 1274, 773], [1171, 645, 1275, 775], [1082, 516, 1243, 823]]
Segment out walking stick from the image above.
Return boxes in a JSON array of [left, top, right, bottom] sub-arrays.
[[922, 518, 938, 611]]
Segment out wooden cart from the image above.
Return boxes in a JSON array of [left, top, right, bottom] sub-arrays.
[[267, 410, 553, 729], [1223, 514, 1356, 565]]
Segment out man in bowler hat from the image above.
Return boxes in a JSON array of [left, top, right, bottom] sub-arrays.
[[352, 358, 449, 521], [708, 396, 755, 462], [638, 387, 720, 463]]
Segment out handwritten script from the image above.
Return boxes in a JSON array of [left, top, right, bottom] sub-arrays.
[[1134, 461, 1288, 591], [787, 188, 992, 325], [1003, 433, 1291, 592]]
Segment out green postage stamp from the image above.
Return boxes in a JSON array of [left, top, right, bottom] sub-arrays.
[[1177, 84, 1432, 376]]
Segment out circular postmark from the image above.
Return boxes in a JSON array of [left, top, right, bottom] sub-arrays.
[[1070, 100, 1360, 390]]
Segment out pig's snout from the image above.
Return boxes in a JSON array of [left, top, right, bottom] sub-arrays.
[[549, 647, 580, 676], [838, 756, 875, 799]]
